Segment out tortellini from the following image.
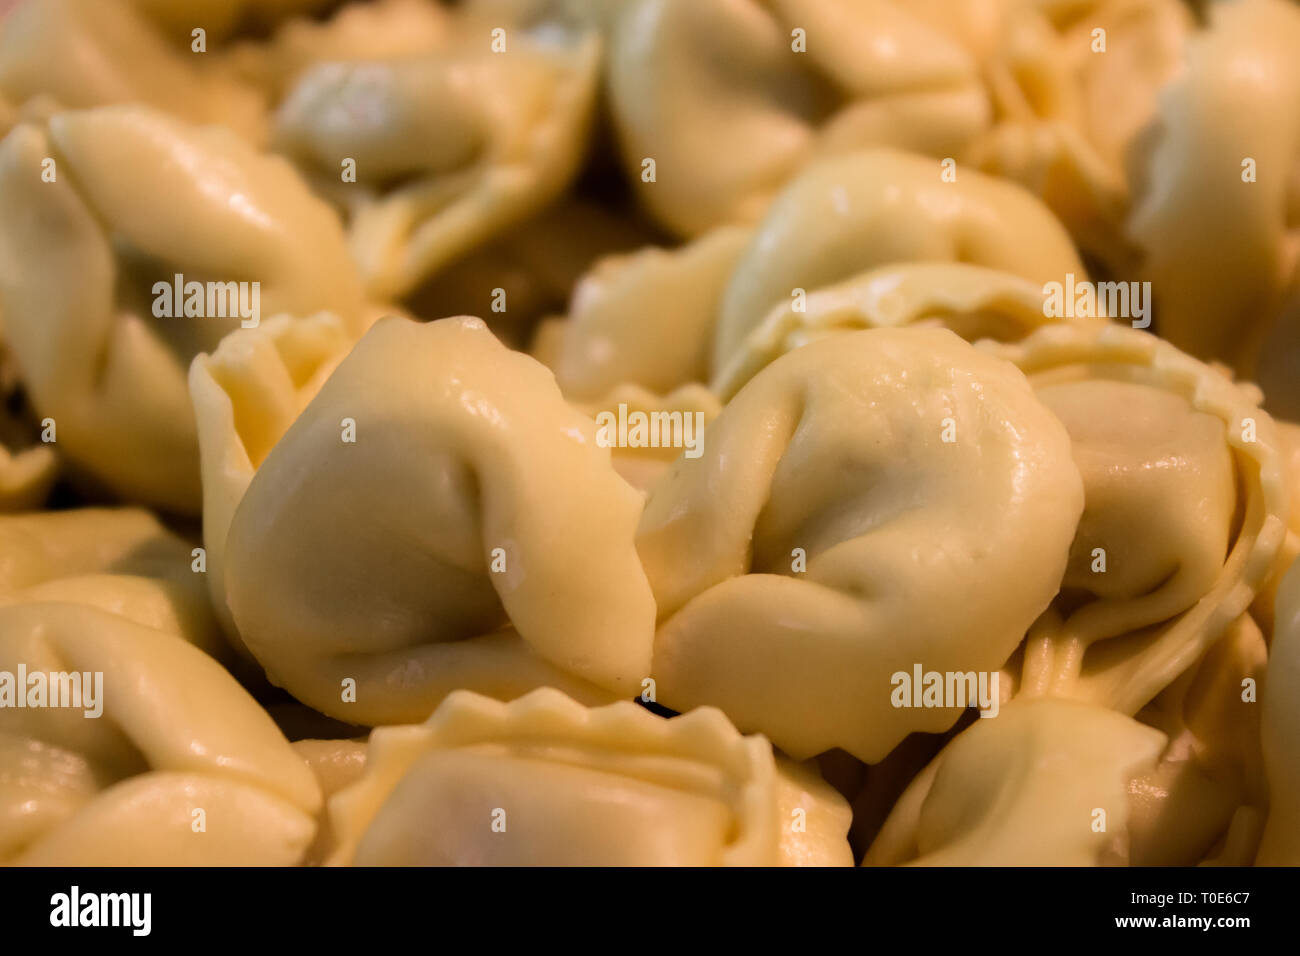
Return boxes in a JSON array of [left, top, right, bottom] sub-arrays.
[[966, 0, 1192, 267], [325, 688, 851, 866], [863, 698, 1166, 866], [0, 0, 265, 141], [636, 326, 1084, 761], [1126, 0, 1300, 375], [0, 104, 365, 512], [267, 0, 602, 299], [713, 260, 1093, 401], [983, 324, 1289, 715], [711, 148, 1085, 371], [0, 605, 320, 865], [0, 508, 226, 664], [541, 226, 754, 400], [1126, 615, 1268, 867], [605, 0, 994, 236], [541, 149, 1084, 400], [195, 315, 654, 724]]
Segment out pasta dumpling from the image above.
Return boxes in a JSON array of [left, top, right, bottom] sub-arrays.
[[0, 0, 265, 142], [1126, 0, 1300, 371], [540, 226, 753, 400], [0, 105, 365, 513], [712, 148, 1085, 371], [863, 698, 1166, 866], [0, 508, 227, 663], [269, 0, 602, 298], [203, 316, 654, 724], [966, 0, 1191, 267], [605, 0, 994, 236], [325, 687, 851, 866], [713, 261, 1097, 401], [983, 324, 1289, 715], [637, 326, 1084, 761], [0, 604, 320, 865]]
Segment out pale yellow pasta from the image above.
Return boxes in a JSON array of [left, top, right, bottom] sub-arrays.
[[714, 261, 1097, 401], [1127, 0, 1300, 368], [967, 0, 1191, 267], [0, 0, 265, 142], [269, 0, 601, 298], [1127, 615, 1268, 866], [574, 383, 722, 495], [606, 0, 994, 235], [712, 148, 1085, 370], [863, 698, 1166, 866], [542, 227, 753, 400], [0, 105, 365, 513], [202, 316, 653, 724], [0, 605, 320, 865], [326, 688, 850, 866], [0, 508, 227, 663], [637, 327, 1084, 762], [983, 324, 1289, 714]]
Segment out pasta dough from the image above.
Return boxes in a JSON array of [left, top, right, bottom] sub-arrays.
[[984, 324, 1289, 715], [542, 226, 753, 400], [0, 508, 227, 664], [966, 0, 1191, 267], [325, 688, 851, 866], [712, 148, 1085, 371], [713, 261, 1096, 401], [1126, 0, 1300, 368], [1127, 615, 1268, 866], [0, 105, 365, 513], [637, 326, 1084, 761], [207, 316, 654, 723], [0, 0, 265, 142], [0, 604, 320, 865], [605, 0, 994, 236], [863, 698, 1166, 866], [269, 0, 602, 298]]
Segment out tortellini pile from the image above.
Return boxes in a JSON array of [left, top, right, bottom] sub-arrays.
[[0, 0, 1298, 867]]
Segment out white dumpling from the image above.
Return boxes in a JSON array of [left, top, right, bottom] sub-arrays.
[[0, 605, 320, 865], [541, 226, 753, 400], [713, 261, 1099, 401], [637, 326, 1084, 761], [269, 1, 601, 298], [0, 508, 228, 664], [202, 316, 654, 724], [606, 0, 993, 235], [966, 0, 1191, 268], [325, 688, 851, 866], [863, 698, 1166, 866], [0, 0, 265, 141], [712, 148, 1085, 371], [1126, 0, 1300, 371], [983, 324, 1290, 715], [0, 105, 366, 512]]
